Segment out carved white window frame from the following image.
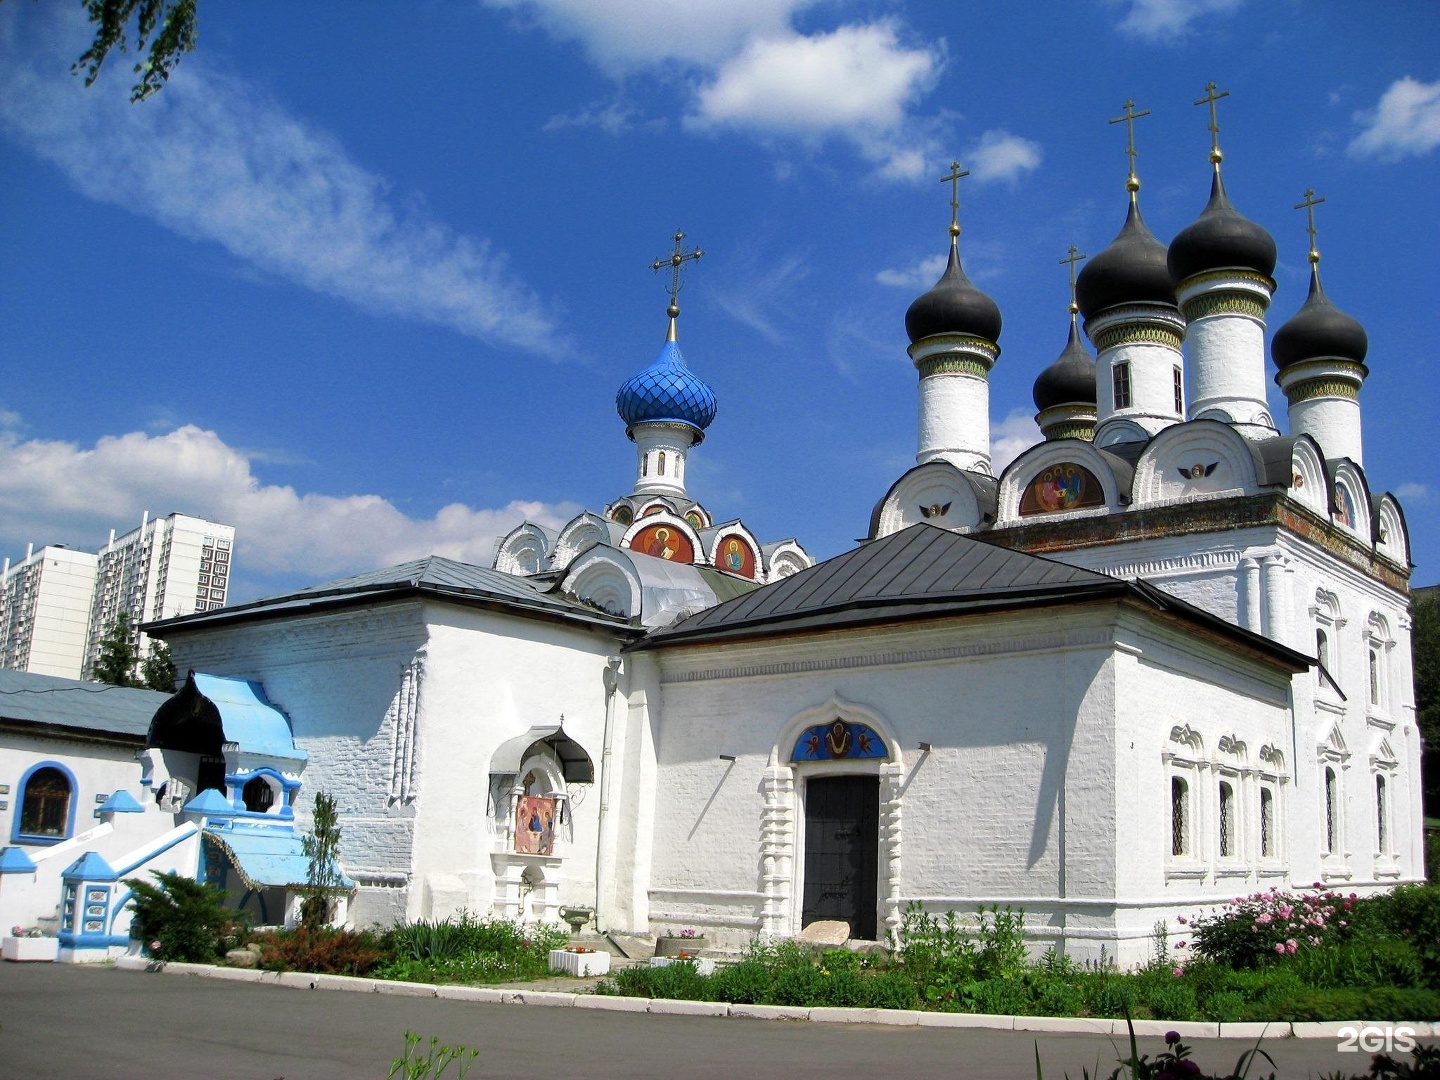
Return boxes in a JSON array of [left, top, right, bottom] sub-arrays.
[[1163, 724, 1206, 879], [1370, 739, 1400, 878]]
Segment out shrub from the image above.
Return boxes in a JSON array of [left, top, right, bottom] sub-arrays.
[[708, 958, 771, 1004], [1088, 975, 1136, 1018], [1186, 886, 1355, 968], [386, 911, 563, 964], [258, 925, 387, 976], [643, 958, 712, 1001], [1136, 979, 1199, 1022], [124, 870, 245, 962], [862, 970, 918, 1010], [769, 963, 829, 1006], [959, 977, 1028, 1016], [1359, 885, 1440, 982]]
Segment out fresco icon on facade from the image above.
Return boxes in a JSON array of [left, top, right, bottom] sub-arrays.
[[719, 536, 757, 579], [791, 720, 887, 762], [1334, 482, 1357, 529], [515, 795, 556, 855], [1019, 463, 1105, 516], [631, 523, 695, 563]]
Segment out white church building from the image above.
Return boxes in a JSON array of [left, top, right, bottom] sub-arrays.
[[1, 103, 1420, 966]]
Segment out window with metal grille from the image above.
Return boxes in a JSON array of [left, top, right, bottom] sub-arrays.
[[1369, 648, 1381, 706], [1173, 366, 1184, 413], [1376, 775, 1388, 854], [1171, 776, 1188, 856], [1113, 363, 1132, 410], [19, 767, 71, 838], [242, 776, 275, 813], [1218, 781, 1234, 857], [1324, 767, 1338, 853], [1316, 629, 1329, 682], [1260, 787, 1274, 857]]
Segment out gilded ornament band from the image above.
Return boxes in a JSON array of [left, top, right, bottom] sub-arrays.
[[1176, 268, 1276, 294], [1044, 421, 1097, 442], [1091, 323, 1184, 353], [918, 356, 990, 379], [1181, 291, 1268, 321], [1286, 377, 1360, 402]]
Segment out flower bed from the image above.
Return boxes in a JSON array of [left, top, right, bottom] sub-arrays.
[[595, 891, 1440, 1023]]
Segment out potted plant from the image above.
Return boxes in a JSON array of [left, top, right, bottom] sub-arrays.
[[653, 927, 706, 956]]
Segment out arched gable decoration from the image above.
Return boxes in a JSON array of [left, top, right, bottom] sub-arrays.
[[1019, 462, 1105, 516], [791, 720, 889, 763]]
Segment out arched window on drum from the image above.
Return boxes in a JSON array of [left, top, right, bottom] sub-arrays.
[[1019, 463, 1105, 516]]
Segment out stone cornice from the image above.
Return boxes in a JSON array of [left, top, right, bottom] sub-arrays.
[[981, 491, 1411, 592], [660, 627, 1116, 684]]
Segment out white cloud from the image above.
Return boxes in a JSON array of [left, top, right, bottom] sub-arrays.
[[1113, 0, 1246, 41], [544, 98, 660, 134], [0, 423, 578, 598], [1395, 482, 1432, 504], [876, 253, 947, 289], [689, 24, 938, 137], [0, 6, 558, 354], [991, 410, 1041, 473], [1348, 77, 1440, 161], [483, 0, 818, 75], [968, 129, 1043, 183], [710, 250, 810, 344]]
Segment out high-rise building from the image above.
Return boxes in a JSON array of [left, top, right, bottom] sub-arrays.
[[0, 513, 235, 681], [86, 513, 236, 675], [0, 546, 100, 678]]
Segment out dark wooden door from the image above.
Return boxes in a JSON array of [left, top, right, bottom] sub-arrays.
[[802, 775, 879, 941]]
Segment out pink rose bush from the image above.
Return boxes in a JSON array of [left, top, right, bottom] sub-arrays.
[[1180, 885, 1356, 968]]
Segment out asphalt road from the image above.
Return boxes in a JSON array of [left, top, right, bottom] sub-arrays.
[[0, 963, 1384, 1079]]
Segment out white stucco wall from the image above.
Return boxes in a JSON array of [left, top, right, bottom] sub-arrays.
[[167, 599, 630, 928], [640, 601, 1298, 964]]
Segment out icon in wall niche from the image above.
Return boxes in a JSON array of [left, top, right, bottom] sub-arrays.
[[515, 795, 556, 856], [1019, 463, 1105, 515], [718, 535, 757, 579], [791, 720, 888, 762], [1334, 482, 1357, 528], [631, 523, 694, 563]]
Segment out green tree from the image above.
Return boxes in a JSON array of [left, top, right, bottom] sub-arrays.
[[73, 0, 198, 102], [90, 613, 140, 687], [140, 640, 177, 693], [124, 869, 241, 962], [300, 791, 345, 929], [1415, 591, 1439, 826]]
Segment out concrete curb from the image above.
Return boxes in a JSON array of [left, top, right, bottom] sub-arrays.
[[114, 959, 1425, 1039]]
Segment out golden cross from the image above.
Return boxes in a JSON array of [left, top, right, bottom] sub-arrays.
[[1295, 189, 1326, 265], [1108, 99, 1151, 193], [1060, 245, 1087, 315], [940, 160, 970, 238], [1195, 81, 1230, 164], [651, 230, 703, 313]]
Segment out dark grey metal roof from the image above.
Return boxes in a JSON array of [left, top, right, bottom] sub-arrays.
[[641, 523, 1312, 673], [645, 523, 1120, 645], [0, 669, 170, 739], [147, 555, 634, 636]]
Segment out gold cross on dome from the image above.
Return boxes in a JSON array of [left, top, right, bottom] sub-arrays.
[[1060, 245, 1087, 315], [651, 230, 703, 312], [1195, 81, 1230, 164], [1108, 99, 1151, 193], [940, 160, 970, 238], [1295, 188, 1326, 265]]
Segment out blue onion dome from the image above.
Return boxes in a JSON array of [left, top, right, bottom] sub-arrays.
[[615, 339, 718, 434], [1033, 321, 1097, 411], [1075, 200, 1175, 319], [1271, 266, 1368, 370], [904, 243, 1002, 345], [1168, 171, 1277, 285]]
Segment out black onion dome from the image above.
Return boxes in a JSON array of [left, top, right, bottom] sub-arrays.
[[905, 243, 1002, 344], [1033, 322, 1097, 411], [1168, 171, 1277, 285], [1271, 268, 1368, 370], [1075, 201, 1175, 319]]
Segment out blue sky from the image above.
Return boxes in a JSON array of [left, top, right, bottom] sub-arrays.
[[1, 0, 1436, 600]]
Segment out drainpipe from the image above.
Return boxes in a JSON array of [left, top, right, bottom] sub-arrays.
[[594, 657, 622, 931]]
